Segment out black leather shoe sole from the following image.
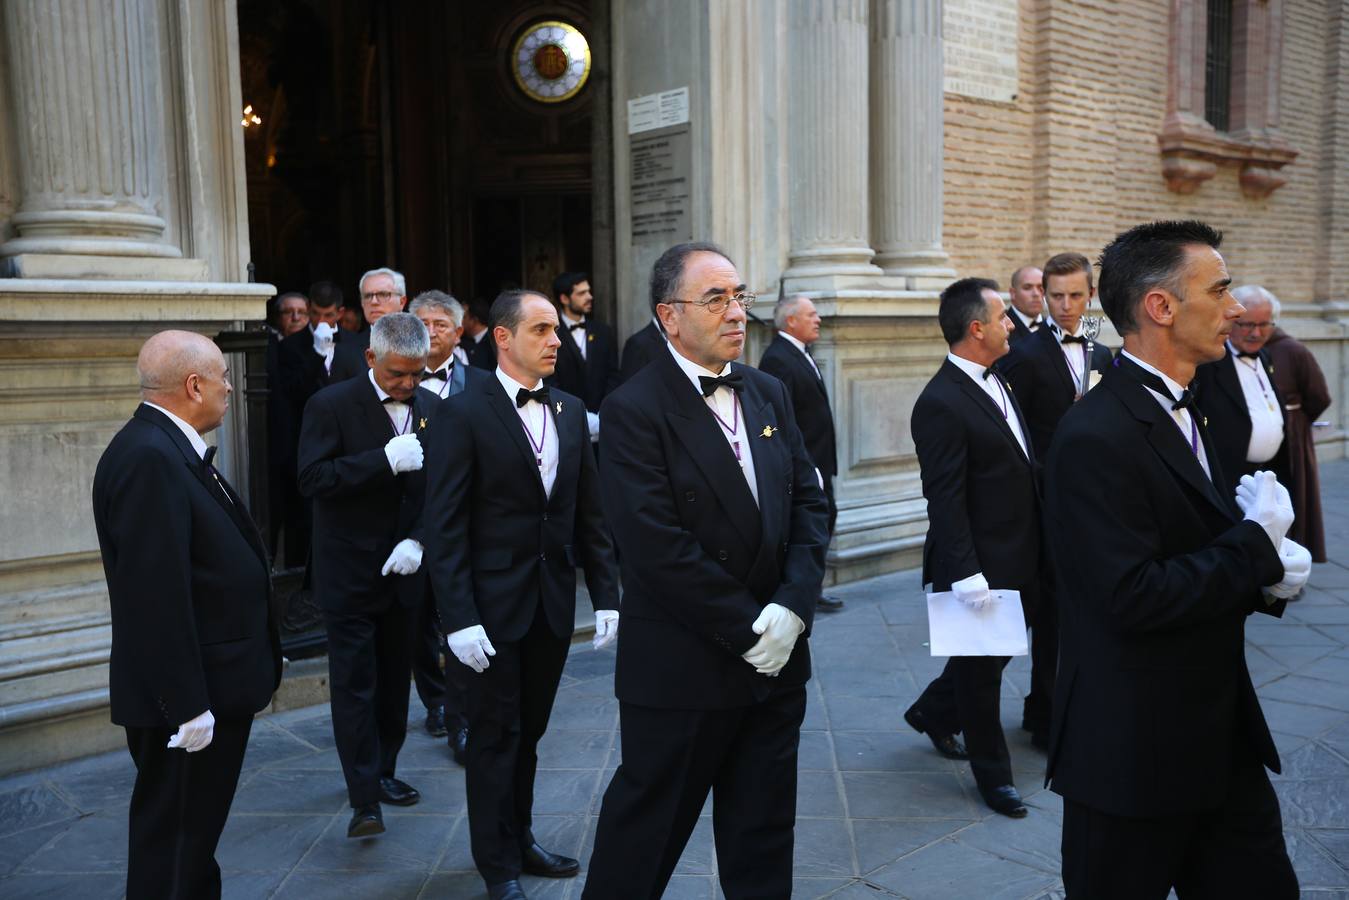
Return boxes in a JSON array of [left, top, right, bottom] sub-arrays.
[[903, 708, 969, 760], [347, 806, 385, 838]]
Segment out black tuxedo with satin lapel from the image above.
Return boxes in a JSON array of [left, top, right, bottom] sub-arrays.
[[424, 374, 619, 885], [296, 374, 435, 808], [1006, 308, 1042, 347], [618, 320, 667, 383], [1193, 346, 1290, 493], [93, 404, 281, 899], [1002, 325, 1114, 459], [326, 333, 370, 384], [905, 357, 1042, 793], [463, 330, 497, 371], [547, 318, 620, 413], [1044, 361, 1294, 896], [583, 349, 829, 899], [758, 334, 837, 482]]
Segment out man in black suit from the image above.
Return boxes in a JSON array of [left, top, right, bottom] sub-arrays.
[[545, 271, 619, 443], [297, 312, 434, 839], [461, 298, 498, 371], [1006, 264, 1045, 346], [583, 242, 830, 899], [759, 293, 843, 613], [93, 331, 281, 899], [617, 316, 666, 383], [1001, 252, 1113, 748], [425, 289, 620, 900], [1044, 220, 1307, 898], [903, 277, 1041, 818], [1193, 286, 1289, 490]]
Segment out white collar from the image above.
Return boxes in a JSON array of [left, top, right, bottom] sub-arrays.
[[1049, 320, 1085, 339], [367, 368, 407, 405], [496, 366, 544, 402], [778, 330, 811, 356], [666, 341, 735, 394], [1011, 307, 1041, 328], [142, 401, 209, 460], [1120, 349, 1186, 401], [426, 356, 453, 377], [561, 311, 585, 328], [946, 352, 993, 384]]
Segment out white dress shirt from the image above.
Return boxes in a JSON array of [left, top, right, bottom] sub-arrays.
[[368, 369, 415, 435], [945, 352, 1030, 459], [496, 367, 559, 497], [141, 402, 208, 460], [561, 311, 587, 360], [1049, 321, 1091, 392], [778, 330, 821, 379], [667, 343, 758, 506], [419, 359, 454, 400], [1120, 350, 1212, 479], [1009, 306, 1042, 334], [1227, 344, 1284, 464]]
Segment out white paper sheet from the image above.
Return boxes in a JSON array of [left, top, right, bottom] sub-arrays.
[[925, 589, 1028, 657]]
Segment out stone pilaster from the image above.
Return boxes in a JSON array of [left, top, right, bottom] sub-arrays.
[[869, 0, 954, 286], [0, 0, 180, 260], [784, 0, 882, 284]]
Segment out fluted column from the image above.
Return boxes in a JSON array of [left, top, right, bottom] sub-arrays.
[[785, 0, 881, 279], [1, 0, 180, 258], [870, 0, 952, 282]]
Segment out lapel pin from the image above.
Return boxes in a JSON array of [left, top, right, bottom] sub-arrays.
[[588, 333, 595, 342], [555, 401, 563, 414], [418, 417, 427, 431], [761, 425, 778, 438]]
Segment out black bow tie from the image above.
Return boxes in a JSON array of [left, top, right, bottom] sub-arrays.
[[382, 395, 408, 405], [981, 367, 996, 381], [516, 387, 550, 407], [1115, 356, 1194, 411], [1060, 334, 1086, 345], [422, 365, 452, 380], [203, 445, 217, 468], [567, 321, 586, 332], [699, 371, 745, 397], [1236, 350, 1260, 360]]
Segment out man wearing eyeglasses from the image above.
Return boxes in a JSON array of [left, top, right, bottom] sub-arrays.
[[1193, 285, 1289, 493], [583, 242, 829, 899], [328, 267, 409, 381]]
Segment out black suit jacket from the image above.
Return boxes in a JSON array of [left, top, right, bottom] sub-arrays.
[[296, 375, 434, 614], [598, 350, 830, 709], [548, 318, 620, 413], [1002, 327, 1114, 459], [618, 320, 667, 384], [279, 328, 366, 427], [1043, 362, 1287, 817], [326, 335, 369, 384], [758, 335, 837, 481], [463, 330, 497, 371], [92, 405, 281, 728], [424, 377, 620, 642], [912, 359, 1041, 593], [1006, 309, 1043, 347], [1193, 346, 1289, 492]]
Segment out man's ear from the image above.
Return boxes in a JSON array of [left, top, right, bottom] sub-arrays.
[[364, 348, 376, 368], [655, 304, 678, 336], [1141, 289, 1174, 327]]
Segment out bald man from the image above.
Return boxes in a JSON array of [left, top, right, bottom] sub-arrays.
[[93, 331, 281, 900]]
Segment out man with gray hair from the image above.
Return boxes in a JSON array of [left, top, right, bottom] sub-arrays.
[[298, 311, 435, 839], [759, 292, 843, 612], [328, 266, 410, 380]]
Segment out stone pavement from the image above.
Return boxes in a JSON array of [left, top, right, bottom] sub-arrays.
[[6, 465, 1349, 899]]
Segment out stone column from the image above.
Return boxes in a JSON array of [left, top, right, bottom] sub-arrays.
[[0, 0, 181, 259], [785, 0, 881, 281], [869, 0, 953, 285]]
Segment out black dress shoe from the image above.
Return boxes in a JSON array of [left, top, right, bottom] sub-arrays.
[[980, 784, 1028, 818], [379, 776, 420, 806], [424, 705, 447, 737], [449, 725, 469, 767], [816, 595, 844, 612], [487, 880, 528, 900], [347, 803, 384, 838], [903, 708, 969, 760], [520, 840, 580, 878]]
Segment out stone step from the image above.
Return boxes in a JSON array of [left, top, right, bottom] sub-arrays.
[[0, 580, 108, 628]]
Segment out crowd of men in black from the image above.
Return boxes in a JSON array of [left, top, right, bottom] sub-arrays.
[[94, 223, 1329, 900]]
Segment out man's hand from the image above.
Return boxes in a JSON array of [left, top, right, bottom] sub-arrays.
[[384, 433, 424, 474], [312, 321, 335, 355], [380, 538, 423, 576], [447, 625, 496, 673], [952, 572, 992, 612], [1265, 537, 1312, 600], [1236, 471, 1294, 550], [593, 610, 619, 649], [586, 411, 601, 442], [742, 603, 805, 676], [167, 709, 215, 752]]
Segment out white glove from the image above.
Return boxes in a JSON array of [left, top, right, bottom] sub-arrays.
[[1235, 471, 1294, 549], [1265, 538, 1312, 600], [742, 603, 805, 676], [167, 709, 215, 752], [586, 411, 601, 441], [593, 610, 619, 649], [384, 433, 424, 474], [952, 572, 992, 612], [448, 625, 496, 673], [380, 538, 423, 576], [312, 321, 335, 355]]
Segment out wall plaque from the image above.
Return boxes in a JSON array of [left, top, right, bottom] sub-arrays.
[[943, 0, 1019, 103], [629, 123, 692, 245]]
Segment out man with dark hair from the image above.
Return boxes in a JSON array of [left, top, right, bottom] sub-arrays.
[[583, 242, 829, 898], [461, 298, 498, 371], [1006, 265, 1045, 345], [618, 315, 667, 383], [271, 291, 309, 338], [546, 271, 619, 442], [903, 277, 1041, 818], [297, 312, 435, 840], [425, 289, 620, 900], [1045, 220, 1306, 898]]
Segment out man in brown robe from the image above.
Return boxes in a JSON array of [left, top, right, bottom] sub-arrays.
[[1235, 285, 1331, 561]]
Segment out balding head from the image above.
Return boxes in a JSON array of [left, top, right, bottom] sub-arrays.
[[137, 330, 232, 434]]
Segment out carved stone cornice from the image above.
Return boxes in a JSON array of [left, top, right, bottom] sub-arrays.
[[1158, 113, 1298, 197]]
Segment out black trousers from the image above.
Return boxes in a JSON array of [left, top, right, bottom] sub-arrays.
[[909, 655, 1014, 790], [466, 603, 571, 884], [583, 683, 807, 900], [323, 597, 415, 807], [1061, 757, 1297, 899], [411, 591, 468, 728], [125, 716, 253, 900], [1023, 579, 1058, 733]]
